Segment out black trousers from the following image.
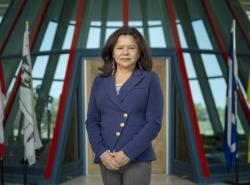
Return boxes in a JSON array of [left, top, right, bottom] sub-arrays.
[[100, 162, 151, 185]]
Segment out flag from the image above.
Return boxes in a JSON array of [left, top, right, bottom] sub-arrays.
[[247, 73, 250, 163], [224, 20, 238, 171], [0, 84, 5, 160], [20, 22, 42, 166]]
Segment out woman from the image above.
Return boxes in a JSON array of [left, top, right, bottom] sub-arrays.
[[85, 26, 163, 185]]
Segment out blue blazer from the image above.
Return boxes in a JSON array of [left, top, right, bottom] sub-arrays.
[[85, 69, 164, 163]]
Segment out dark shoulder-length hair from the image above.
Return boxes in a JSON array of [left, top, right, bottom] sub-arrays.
[[99, 26, 152, 77]]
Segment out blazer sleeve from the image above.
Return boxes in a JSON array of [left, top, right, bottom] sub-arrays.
[[85, 77, 108, 158], [122, 72, 164, 160]]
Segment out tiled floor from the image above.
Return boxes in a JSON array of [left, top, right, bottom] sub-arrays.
[[60, 175, 229, 185]]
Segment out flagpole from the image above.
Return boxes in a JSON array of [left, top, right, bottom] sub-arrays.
[[23, 21, 29, 185], [23, 159, 27, 185], [233, 19, 239, 185], [0, 85, 5, 185], [0, 158, 4, 185]]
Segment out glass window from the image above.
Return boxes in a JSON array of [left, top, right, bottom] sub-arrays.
[[192, 20, 213, 50], [148, 24, 167, 48], [189, 80, 214, 135], [105, 21, 123, 42], [128, 21, 144, 35], [128, 21, 142, 27], [177, 24, 188, 48], [201, 54, 222, 77], [86, 26, 101, 48], [32, 56, 49, 78], [129, 1, 168, 47], [171, 1, 250, 167], [105, 28, 118, 42], [1, 1, 83, 180], [33, 79, 42, 91], [91, 21, 101, 26], [62, 24, 75, 49], [39, 21, 58, 51], [208, 78, 226, 126], [49, 81, 63, 99], [54, 54, 69, 80], [183, 53, 197, 78]]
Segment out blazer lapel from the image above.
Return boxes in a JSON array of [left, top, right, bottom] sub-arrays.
[[118, 69, 144, 102], [104, 75, 125, 111]]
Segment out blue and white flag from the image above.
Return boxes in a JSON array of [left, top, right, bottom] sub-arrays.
[[224, 20, 238, 171]]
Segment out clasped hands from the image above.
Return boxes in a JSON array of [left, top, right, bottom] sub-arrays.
[[100, 150, 130, 170]]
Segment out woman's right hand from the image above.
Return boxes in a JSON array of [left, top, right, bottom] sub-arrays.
[[100, 151, 120, 170]]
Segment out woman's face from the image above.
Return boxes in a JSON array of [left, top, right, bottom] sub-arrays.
[[113, 35, 140, 71]]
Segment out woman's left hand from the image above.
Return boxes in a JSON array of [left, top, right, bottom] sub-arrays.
[[111, 151, 130, 167]]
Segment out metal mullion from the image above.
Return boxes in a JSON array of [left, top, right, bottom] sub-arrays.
[[100, 0, 108, 46], [78, 0, 96, 48], [159, 0, 174, 47], [140, 0, 149, 44]]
